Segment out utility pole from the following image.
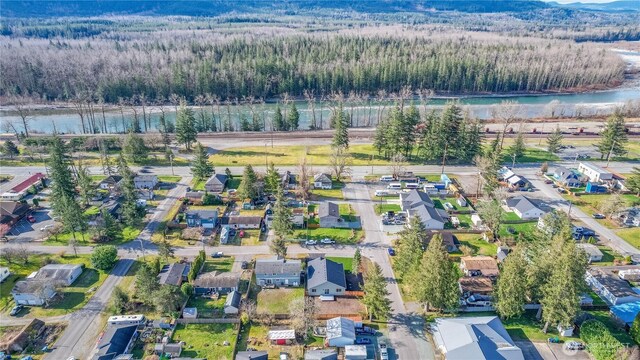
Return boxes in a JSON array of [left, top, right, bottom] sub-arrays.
[[606, 140, 616, 168], [169, 152, 174, 176], [567, 200, 573, 218], [511, 153, 517, 169], [265, 142, 268, 168]]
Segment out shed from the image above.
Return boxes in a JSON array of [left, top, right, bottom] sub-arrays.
[[268, 328, 296, 345], [344, 345, 367, 360], [224, 290, 241, 315], [182, 307, 197, 319], [471, 214, 483, 227]]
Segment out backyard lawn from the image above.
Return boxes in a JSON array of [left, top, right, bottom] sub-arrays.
[[292, 228, 363, 244], [237, 322, 306, 359], [186, 294, 227, 318], [326, 257, 354, 274], [453, 233, 498, 257], [172, 323, 237, 360], [256, 288, 304, 314], [374, 203, 401, 215], [498, 222, 538, 241]]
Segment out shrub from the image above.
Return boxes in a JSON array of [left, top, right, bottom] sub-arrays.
[[91, 245, 118, 270], [580, 319, 625, 360]]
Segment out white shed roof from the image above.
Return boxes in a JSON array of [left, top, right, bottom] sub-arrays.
[[268, 329, 296, 340]]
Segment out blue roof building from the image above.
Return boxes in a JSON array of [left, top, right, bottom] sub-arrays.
[[611, 301, 640, 326]]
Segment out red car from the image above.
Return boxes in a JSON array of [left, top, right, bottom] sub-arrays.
[[26, 215, 36, 223], [239, 230, 245, 238]]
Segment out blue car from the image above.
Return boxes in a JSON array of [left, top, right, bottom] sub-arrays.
[[387, 248, 396, 256]]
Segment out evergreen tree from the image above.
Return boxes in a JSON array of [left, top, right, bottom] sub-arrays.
[[412, 234, 459, 312], [494, 247, 528, 319], [111, 286, 129, 314], [117, 154, 142, 227], [1, 140, 19, 159], [175, 103, 197, 151], [237, 165, 259, 200], [48, 136, 76, 216], [288, 102, 300, 130], [476, 199, 503, 241], [76, 162, 94, 207], [510, 131, 526, 161], [157, 112, 172, 149], [373, 118, 390, 157], [60, 195, 87, 241], [362, 263, 391, 321], [270, 186, 292, 258], [264, 162, 280, 194], [394, 217, 426, 279], [331, 104, 350, 149], [273, 105, 284, 131], [239, 113, 251, 131], [598, 111, 628, 159], [93, 208, 119, 242], [135, 262, 159, 305], [190, 142, 214, 181], [631, 312, 640, 345], [122, 131, 148, 163], [546, 125, 563, 153], [352, 248, 361, 274], [626, 167, 640, 196]]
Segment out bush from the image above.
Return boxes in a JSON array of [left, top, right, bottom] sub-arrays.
[[91, 245, 118, 270], [580, 319, 626, 360], [631, 313, 640, 345]]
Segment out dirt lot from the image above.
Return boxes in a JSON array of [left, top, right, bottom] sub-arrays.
[[314, 297, 364, 319]]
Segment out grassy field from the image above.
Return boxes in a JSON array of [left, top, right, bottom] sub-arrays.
[[158, 175, 182, 183], [453, 233, 498, 257], [617, 228, 640, 249], [310, 181, 345, 200], [326, 256, 354, 274], [256, 288, 304, 314], [374, 203, 401, 215], [186, 294, 227, 318], [0, 254, 108, 316], [202, 257, 235, 273], [44, 225, 142, 246], [292, 228, 363, 244], [500, 148, 559, 164], [172, 323, 237, 360]]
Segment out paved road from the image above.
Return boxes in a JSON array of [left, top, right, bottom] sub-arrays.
[[46, 259, 134, 360], [344, 182, 434, 360]]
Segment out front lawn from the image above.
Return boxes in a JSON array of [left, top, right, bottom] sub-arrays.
[[339, 203, 357, 222], [44, 225, 142, 246], [596, 245, 626, 266], [172, 323, 237, 360], [256, 288, 304, 314], [202, 258, 235, 273], [192, 179, 206, 191], [292, 228, 363, 244], [158, 175, 182, 183], [502, 211, 523, 222], [311, 181, 345, 200], [617, 228, 640, 249], [374, 203, 401, 215]]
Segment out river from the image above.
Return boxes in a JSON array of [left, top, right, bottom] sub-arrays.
[[2, 50, 639, 135]]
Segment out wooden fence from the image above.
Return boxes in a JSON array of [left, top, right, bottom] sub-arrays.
[[176, 318, 240, 324]]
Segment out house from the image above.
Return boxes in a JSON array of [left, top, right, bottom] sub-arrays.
[[158, 263, 190, 286], [182, 307, 198, 319], [292, 208, 305, 227], [268, 328, 296, 345], [137, 189, 154, 200], [184, 191, 205, 205], [314, 173, 333, 189], [133, 175, 158, 190], [0, 267, 10, 282], [503, 195, 545, 220], [471, 214, 483, 227], [224, 290, 241, 315], [506, 175, 528, 189], [204, 174, 228, 193], [459, 277, 494, 296], [11, 279, 56, 306], [92, 324, 138, 360], [578, 162, 613, 183], [193, 271, 241, 294], [586, 268, 640, 305], [255, 258, 302, 287], [432, 316, 524, 360], [307, 257, 347, 296], [318, 202, 342, 228], [577, 244, 604, 263], [154, 342, 182, 358], [223, 216, 262, 229], [281, 171, 297, 190], [460, 256, 499, 278], [325, 317, 356, 347], [424, 231, 458, 252], [400, 190, 448, 230], [611, 301, 640, 326], [497, 166, 516, 181], [497, 246, 510, 262], [236, 351, 268, 360], [185, 209, 218, 228], [619, 269, 640, 281], [0, 173, 46, 201], [344, 345, 367, 360], [305, 349, 338, 360], [0, 201, 31, 226], [35, 264, 83, 286], [98, 175, 123, 190], [553, 166, 583, 188]]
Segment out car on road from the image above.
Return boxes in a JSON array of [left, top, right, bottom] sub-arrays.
[[26, 215, 36, 223], [544, 179, 553, 184], [320, 238, 335, 245], [592, 213, 605, 219], [557, 188, 566, 193], [565, 341, 585, 350], [139, 167, 151, 173], [40, 224, 54, 232], [305, 239, 317, 246], [212, 252, 224, 258], [241, 261, 249, 270], [387, 248, 395, 256], [355, 337, 372, 345], [379, 343, 389, 360], [10, 305, 24, 316]]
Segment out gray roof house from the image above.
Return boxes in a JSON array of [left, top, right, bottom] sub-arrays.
[[255, 258, 302, 287], [314, 173, 333, 190], [432, 316, 524, 360], [158, 263, 190, 286], [586, 268, 640, 305], [204, 174, 228, 193], [224, 290, 241, 315], [305, 350, 338, 360], [577, 244, 604, 263], [98, 175, 123, 190], [307, 257, 347, 297], [319, 202, 342, 228], [553, 166, 583, 187], [236, 351, 268, 360], [133, 175, 158, 190], [185, 209, 218, 228], [326, 317, 356, 347], [281, 170, 297, 190], [504, 196, 545, 220], [401, 190, 448, 230], [35, 264, 84, 286], [193, 271, 241, 294], [425, 232, 458, 252], [92, 324, 139, 360], [11, 264, 84, 306]]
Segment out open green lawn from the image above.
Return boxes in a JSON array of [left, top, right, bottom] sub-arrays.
[[502, 211, 523, 222], [499, 222, 538, 241], [311, 181, 345, 200], [44, 225, 142, 246], [433, 197, 463, 211], [339, 203, 357, 222], [157, 175, 182, 183], [374, 203, 401, 215], [202, 257, 234, 273], [256, 287, 304, 314], [596, 245, 626, 266], [455, 214, 473, 229], [452, 233, 498, 258], [0, 254, 108, 316], [83, 206, 101, 217], [186, 294, 227, 318], [192, 179, 206, 191], [292, 228, 363, 244], [172, 323, 237, 360], [500, 148, 559, 164], [326, 257, 353, 274], [617, 228, 640, 249]]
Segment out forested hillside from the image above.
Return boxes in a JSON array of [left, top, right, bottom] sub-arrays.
[[0, 30, 624, 103]]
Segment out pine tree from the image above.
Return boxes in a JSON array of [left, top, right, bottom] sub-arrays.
[[362, 263, 391, 321], [494, 247, 528, 319], [546, 125, 563, 153], [237, 165, 259, 200], [175, 103, 197, 151], [510, 131, 526, 161], [135, 262, 159, 305], [273, 105, 284, 131], [60, 195, 87, 241], [117, 154, 142, 227], [598, 111, 628, 159], [331, 104, 350, 149], [626, 167, 640, 196], [394, 217, 426, 279], [373, 118, 390, 157], [76, 162, 94, 207], [48, 137, 76, 216], [352, 248, 362, 274], [288, 102, 300, 130], [190, 142, 214, 181], [412, 234, 460, 312], [264, 162, 280, 194], [631, 312, 640, 345], [270, 186, 291, 258], [1, 140, 19, 159], [122, 131, 148, 163]]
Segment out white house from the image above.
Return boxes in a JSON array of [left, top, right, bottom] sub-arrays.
[[504, 196, 546, 220], [401, 190, 448, 230], [577, 243, 603, 263], [11, 264, 82, 305], [578, 162, 613, 183], [134, 175, 159, 190], [344, 345, 367, 360], [0, 267, 10, 282], [326, 317, 356, 347], [314, 173, 333, 189], [586, 268, 640, 305], [307, 257, 347, 297]]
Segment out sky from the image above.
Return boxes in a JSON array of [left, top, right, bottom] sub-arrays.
[[542, 0, 622, 3]]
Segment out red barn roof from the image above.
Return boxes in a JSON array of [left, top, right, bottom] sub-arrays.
[[11, 173, 46, 193]]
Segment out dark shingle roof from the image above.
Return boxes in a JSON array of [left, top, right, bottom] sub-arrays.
[[93, 324, 138, 360], [255, 258, 301, 277], [206, 173, 228, 186], [307, 257, 346, 289], [236, 351, 268, 360], [194, 271, 241, 289], [505, 196, 540, 214], [319, 202, 340, 219], [158, 263, 189, 286], [402, 189, 435, 208]]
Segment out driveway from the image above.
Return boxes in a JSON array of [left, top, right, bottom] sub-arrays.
[[517, 340, 591, 360], [8, 208, 56, 242]]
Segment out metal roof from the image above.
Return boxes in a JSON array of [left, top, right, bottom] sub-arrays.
[[326, 317, 356, 341]]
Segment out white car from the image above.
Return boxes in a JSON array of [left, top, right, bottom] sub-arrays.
[[305, 239, 317, 245], [228, 189, 237, 195], [40, 224, 54, 232], [320, 238, 335, 245], [379, 343, 389, 360]]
